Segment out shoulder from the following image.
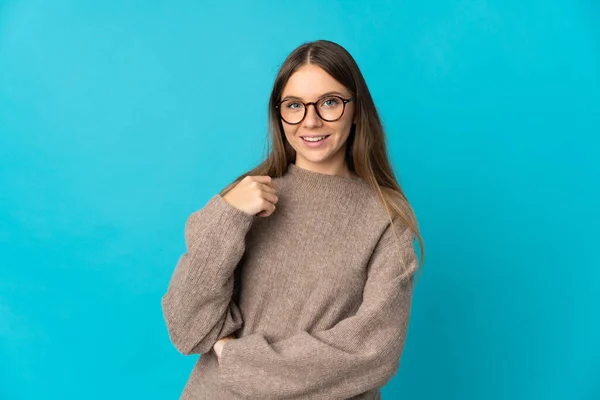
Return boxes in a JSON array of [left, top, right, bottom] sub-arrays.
[[364, 190, 416, 252]]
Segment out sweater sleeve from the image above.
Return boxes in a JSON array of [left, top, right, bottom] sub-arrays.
[[216, 220, 419, 399], [161, 194, 255, 355]]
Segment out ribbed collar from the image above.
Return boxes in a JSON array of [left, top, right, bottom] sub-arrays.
[[283, 162, 366, 194]]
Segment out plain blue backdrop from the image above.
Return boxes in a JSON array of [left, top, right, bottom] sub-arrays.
[[1, 1, 598, 399]]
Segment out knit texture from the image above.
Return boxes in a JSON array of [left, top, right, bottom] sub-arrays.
[[161, 162, 419, 400]]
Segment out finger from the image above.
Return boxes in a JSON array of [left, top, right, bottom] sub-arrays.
[[248, 175, 273, 185], [265, 203, 276, 216], [257, 202, 276, 217], [259, 182, 276, 194], [261, 191, 278, 204]]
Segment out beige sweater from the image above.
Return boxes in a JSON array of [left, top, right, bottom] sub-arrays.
[[161, 162, 419, 400]]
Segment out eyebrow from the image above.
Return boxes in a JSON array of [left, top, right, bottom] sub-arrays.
[[281, 91, 348, 102]]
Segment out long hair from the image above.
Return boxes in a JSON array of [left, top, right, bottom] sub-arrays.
[[219, 39, 425, 282]]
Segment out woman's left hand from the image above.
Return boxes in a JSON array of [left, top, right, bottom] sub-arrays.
[[213, 334, 236, 365]]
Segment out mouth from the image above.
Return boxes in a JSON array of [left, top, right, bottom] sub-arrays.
[[300, 134, 331, 143], [300, 134, 331, 148]]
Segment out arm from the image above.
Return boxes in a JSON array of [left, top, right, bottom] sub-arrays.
[[217, 220, 419, 399], [161, 194, 255, 355]]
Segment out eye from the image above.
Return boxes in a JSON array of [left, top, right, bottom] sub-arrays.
[[284, 101, 302, 109], [320, 97, 340, 107]]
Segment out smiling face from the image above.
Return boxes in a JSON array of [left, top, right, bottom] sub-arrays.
[[279, 64, 356, 175]]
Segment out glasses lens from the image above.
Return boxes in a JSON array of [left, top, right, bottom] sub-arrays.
[[278, 96, 346, 123], [279, 100, 305, 124], [317, 96, 344, 121]]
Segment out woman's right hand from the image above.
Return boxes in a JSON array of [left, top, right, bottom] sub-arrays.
[[222, 175, 279, 217]]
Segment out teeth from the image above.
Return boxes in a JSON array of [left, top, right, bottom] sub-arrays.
[[303, 136, 326, 142]]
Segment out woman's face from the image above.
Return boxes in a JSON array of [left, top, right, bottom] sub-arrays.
[[279, 64, 356, 169]]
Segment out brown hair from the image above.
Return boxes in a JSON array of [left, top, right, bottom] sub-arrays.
[[219, 39, 425, 282]]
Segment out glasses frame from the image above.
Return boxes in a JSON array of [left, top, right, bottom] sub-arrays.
[[274, 95, 356, 125]]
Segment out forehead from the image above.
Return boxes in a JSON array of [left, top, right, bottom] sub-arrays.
[[281, 64, 349, 99]]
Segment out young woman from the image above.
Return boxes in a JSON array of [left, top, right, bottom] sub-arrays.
[[162, 39, 425, 400]]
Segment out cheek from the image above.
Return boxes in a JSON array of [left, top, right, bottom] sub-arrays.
[[328, 120, 352, 138], [283, 125, 297, 138], [331, 111, 354, 135]]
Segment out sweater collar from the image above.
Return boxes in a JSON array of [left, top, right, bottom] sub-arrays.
[[284, 162, 366, 194]]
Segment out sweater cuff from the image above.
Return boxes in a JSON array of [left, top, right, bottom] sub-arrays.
[[209, 194, 256, 227], [185, 194, 256, 247], [216, 334, 264, 395]]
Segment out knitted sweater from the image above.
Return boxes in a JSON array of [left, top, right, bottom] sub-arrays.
[[161, 162, 419, 400]]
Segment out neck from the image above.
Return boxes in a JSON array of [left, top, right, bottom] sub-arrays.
[[294, 158, 356, 179], [284, 162, 365, 195]]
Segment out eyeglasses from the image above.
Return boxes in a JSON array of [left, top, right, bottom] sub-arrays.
[[275, 95, 356, 125]]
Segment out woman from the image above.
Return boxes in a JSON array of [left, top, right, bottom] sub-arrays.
[[161, 39, 425, 400]]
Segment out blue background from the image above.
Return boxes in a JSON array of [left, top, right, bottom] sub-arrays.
[[1, 1, 598, 399]]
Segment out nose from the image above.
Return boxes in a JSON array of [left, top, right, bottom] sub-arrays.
[[302, 103, 323, 129]]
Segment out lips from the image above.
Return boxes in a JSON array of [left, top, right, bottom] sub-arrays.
[[299, 134, 331, 148], [300, 135, 331, 139]]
